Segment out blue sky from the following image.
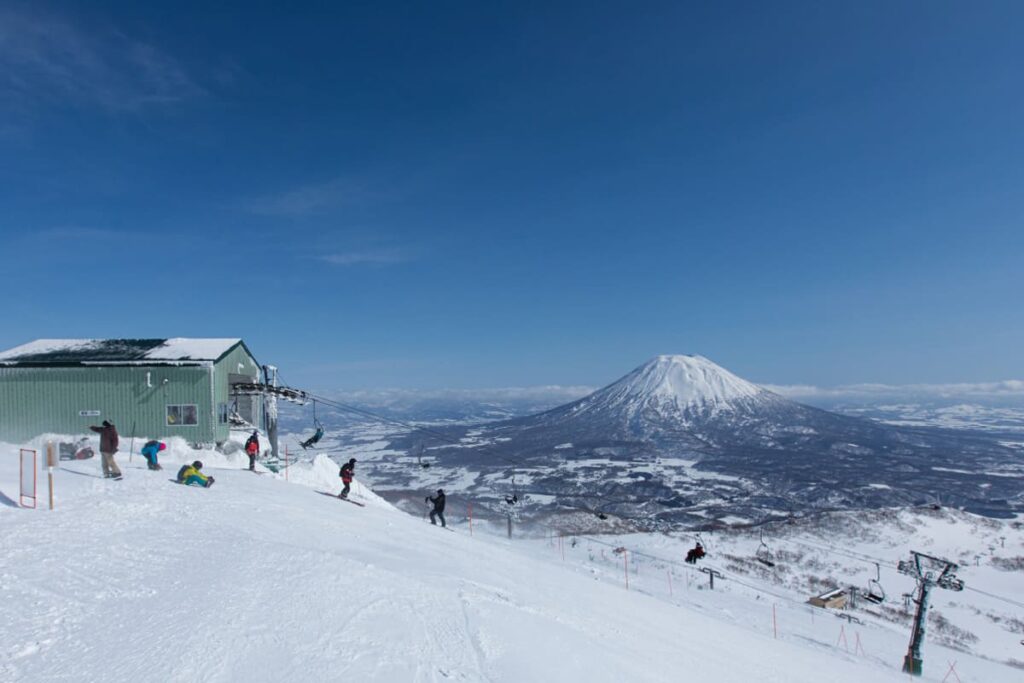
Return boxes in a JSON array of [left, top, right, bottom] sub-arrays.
[[1, 1, 1022, 390]]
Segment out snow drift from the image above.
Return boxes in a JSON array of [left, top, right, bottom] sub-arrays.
[[0, 440, 967, 682]]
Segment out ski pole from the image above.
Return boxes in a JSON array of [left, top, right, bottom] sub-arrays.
[[129, 421, 136, 464]]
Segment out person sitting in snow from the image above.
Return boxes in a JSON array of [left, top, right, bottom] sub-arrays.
[[338, 458, 356, 499], [177, 460, 214, 488], [426, 489, 446, 528], [300, 426, 324, 450], [140, 440, 166, 470], [685, 542, 705, 564], [244, 431, 259, 471]]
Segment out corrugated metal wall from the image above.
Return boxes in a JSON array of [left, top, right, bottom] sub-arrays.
[[0, 364, 214, 444]]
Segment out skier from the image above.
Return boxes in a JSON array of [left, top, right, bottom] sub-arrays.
[[244, 431, 259, 471], [177, 460, 214, 488], [426, 489, 446, 528], [140, 440, 166, 470], [685, 542, 705, 564], [338, 458, 356, 499], [89, 420, 122, 480], [300, 425, 324, 450]]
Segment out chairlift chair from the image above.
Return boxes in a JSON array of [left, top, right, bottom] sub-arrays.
[[755, 529, 776, 568], [300, 400, 326, 449], [504, 476, 519, 505], [862, 562, 886, 604], [415, 443, 431, 469]]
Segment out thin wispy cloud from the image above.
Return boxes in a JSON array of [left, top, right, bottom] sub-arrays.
[[243, 177, 375, 217], [320, 248, 415, 266], [0, 8, 202, 112], [765, 380, 1024, 400]]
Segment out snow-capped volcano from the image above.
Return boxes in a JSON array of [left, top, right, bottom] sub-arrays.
[[524, 353, 795, 442], [574, 354, 769, 418], [380, 355, 1023, 523]]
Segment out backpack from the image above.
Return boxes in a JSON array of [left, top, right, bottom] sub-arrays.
[[176, 464, 190, 483]]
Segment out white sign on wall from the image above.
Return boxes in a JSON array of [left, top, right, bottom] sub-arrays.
[[79, 410, 101, 417]]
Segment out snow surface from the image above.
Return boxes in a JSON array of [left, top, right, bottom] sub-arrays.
[[568, 354, 771, 423], [3, 436, 1002, 682], [0, 338, 97, 360], [610, 355, 764, 407], [0, 337, 241, 363], [144, 338, 243, 361]]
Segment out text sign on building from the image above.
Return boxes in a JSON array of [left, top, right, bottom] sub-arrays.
[[78, 410, 101, 417]]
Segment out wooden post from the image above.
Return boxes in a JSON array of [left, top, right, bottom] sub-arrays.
[[667, 569, 673, 596], [468, 503, 473, 536], [46, 441, 56, 510], [560, 535, 565, 562], [285, 446, 289, 482], [506, 514, 512, 539], [772, 604, 778, 639]]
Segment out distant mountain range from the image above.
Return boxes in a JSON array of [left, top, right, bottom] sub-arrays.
[[378, 355, 1024, 526]]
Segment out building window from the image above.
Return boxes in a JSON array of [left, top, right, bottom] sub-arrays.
[[217, 403, 229, 425], [167, 404, 198, 426]]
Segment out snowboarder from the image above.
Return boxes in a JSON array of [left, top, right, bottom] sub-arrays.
[[244, 431, 259, 471], [89, 420, 122, 479], [177, 460, 214, 488], [300, 425, 324, 450], [426, 489, 446, 528], [338, 458, 356, 499], [140, 440, 166, 470], [685, 543, 705, 564]]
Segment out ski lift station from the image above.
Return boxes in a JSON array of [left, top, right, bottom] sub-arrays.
[[0, 338, 273, 446]]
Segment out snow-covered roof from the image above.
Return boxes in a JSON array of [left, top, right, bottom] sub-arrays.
[[0, 338, 248, 366]]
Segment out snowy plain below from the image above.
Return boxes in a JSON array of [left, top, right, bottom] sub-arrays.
[[1, 435, 1021, 682]]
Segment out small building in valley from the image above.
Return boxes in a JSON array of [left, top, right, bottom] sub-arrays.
[[807, 587, 849, 610], [0, 338, 265, 445]]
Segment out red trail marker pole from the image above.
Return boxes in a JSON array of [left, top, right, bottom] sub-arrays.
[[624, 550, 629, 590], [836, 624, 848, 651]]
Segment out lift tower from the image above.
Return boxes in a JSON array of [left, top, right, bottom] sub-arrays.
[[897, 551, 964, 676]]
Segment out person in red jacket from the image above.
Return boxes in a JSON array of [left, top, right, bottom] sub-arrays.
[[244, 431, 259, 471], [338, 458, 356, 499], [89, 420, 122, 480]]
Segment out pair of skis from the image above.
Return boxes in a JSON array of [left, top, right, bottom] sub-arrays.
[[317, 491, 366, 507]]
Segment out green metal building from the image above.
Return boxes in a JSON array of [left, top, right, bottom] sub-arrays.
[[0, 338, 263, 445]]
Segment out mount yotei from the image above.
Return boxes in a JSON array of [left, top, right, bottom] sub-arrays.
[[376, 356, 1023, 526]]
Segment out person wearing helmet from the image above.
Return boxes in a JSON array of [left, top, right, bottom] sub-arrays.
[[338, 458, 356, 499], [176, 460, 214, 488], [140, 440, 166, 471], [426, 489, 446, 527]]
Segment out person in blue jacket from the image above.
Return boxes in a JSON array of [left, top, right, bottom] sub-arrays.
[[140, 440, 166, 470]]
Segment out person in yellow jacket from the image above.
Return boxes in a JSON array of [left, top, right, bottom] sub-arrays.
[[176, 461, 215, 488]]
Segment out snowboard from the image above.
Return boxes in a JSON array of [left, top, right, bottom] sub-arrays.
[[170, 478, 214, 488]]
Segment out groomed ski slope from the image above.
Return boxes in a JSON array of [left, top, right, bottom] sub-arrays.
[[0, 446, 972, 682]]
